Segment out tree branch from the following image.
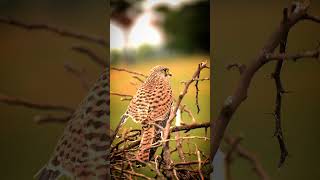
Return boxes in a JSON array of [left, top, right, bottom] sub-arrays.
[[211, 1, 319, 163], [111, 67, 148, 78], [224, 136, 270, 180], [64, 62, 91, 91], [0, 16, 107, 47], [0, 94, 74, 113], [265, 48, 320, 62], [162, 61, 209, 178], [71, 46, 107, 67], [271, 7, 289, 168]]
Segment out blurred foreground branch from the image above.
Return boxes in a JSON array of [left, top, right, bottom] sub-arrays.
[[0, 94, 74, 113], [0, 16, 107, 47], [212, 0, 320, 170]]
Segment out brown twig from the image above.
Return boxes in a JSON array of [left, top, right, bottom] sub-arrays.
[[132, 75, 145, 83], [265, 48, 320, 62], [175, 109, 186, 162], [303, 14, 320, 23], [111, 166, 152, 180], [34, 114, 71, 124], [181, 104, 196, 124], [224, 136, 270, 180], [170, 122, 210, 133], [211, 1, 319, 163], [111, 67, 148, 77], [110, 92, 133, 101], [195, 64, 201, 114], [0, 16, 107, 47], [64, 62, 91, 91], [224, 136, 243, 180], [180, 78, 210, 84], [71, 46, 107, 67], [271, 7, 289, 168], [196, 145, 204, 180], [0, 94, 74, 113]]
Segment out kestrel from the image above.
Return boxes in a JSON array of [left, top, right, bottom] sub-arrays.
[[119, 65, 173, 162], [36, 69, 110, 180]]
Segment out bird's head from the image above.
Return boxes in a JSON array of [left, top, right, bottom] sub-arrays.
[[149, 65, 172, 78]]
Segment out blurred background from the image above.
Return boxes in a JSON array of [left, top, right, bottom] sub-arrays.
[[0, 0, 106, 179], [110, 0, 210, 176], [212, 1, 320, 179]]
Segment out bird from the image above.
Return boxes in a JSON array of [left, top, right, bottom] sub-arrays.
[[36, 69, 110, 180], [118, 65, 173, 162]]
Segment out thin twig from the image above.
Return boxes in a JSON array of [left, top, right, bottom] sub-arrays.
[[111, 67, 147, 77], [111, 166, 152, 180], [196, 145, 204, 180], [34, 114, 71, 124], [265, 48, 320, 62], [71, 46, 107, 67], [64, 62, 91, 91], [225, 136, 270, 180], [224, 136, 243, 180], [0, 16, 107, 47], [0, 94, 74, 113], [271, 7, 289, 168], [195, 64, 201, 114]]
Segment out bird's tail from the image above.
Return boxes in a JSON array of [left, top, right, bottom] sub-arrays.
[[34, 165, 61, 180], [137, 125, 155, 162]]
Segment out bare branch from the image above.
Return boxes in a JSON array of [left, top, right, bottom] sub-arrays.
[[0, 16, 107, 47], [132, 75, 145, 83], [111, 166, 152, 180], [224, 136, 243, 180], [170, 122, 210, 133], [71, 46, 107, 67], [110, 92, 133, 101], [265, 48, 320, 62], [162, 61, 209, 178], [303, 14, 320, 23], [34, 114, 71, 124], [111, 67, 148, 78], [64, 62, 91, 91], [195, 64, 201, 114], [0, 94, 74, 113], [180, 78, 210, 84], [195, 145, 205, 180], [224, 136, 270, 180], [271, 7, 289, 168], [211, 1, 319, 162]]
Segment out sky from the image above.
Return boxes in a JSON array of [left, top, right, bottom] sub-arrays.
[[110, 0, 195, 50]]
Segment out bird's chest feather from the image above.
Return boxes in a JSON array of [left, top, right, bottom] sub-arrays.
[[128, 78, 172, 123]]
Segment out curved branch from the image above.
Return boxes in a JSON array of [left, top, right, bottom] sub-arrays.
[[0, 16, 107, 47], [0, 94, 74, 113], [211, 1, 319, 162], [71, 46, 107, 67]]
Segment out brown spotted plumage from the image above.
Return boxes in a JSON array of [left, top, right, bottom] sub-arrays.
[[121, 65, 173, 162], [36, 69, 110, 180]]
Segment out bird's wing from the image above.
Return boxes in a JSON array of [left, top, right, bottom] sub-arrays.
[[127, 86, 152, 123]]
